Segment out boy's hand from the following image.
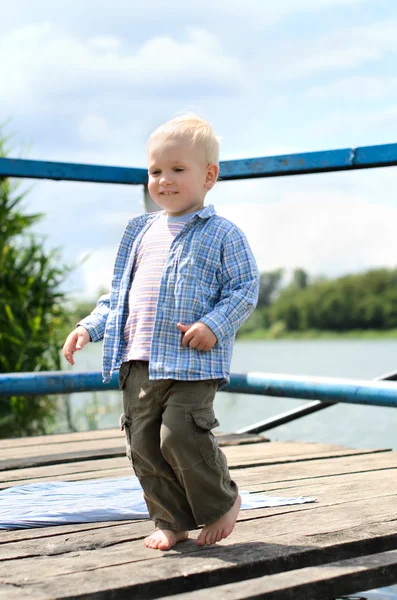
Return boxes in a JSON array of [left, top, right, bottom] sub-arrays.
[[177, 322, 217, 351], [62, 326, 90, 365]]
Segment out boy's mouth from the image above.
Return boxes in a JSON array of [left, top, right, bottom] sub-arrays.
[[160, 191, 178, 195]]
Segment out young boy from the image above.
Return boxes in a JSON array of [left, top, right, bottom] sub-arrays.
[[63, 114, 259, 550]]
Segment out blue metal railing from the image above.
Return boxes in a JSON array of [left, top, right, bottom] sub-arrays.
[[1, 139, 397, 434], [1, 142, 397, 184], [0, 371, 397, 409]]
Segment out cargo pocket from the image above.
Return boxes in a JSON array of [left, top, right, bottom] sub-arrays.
[[119, 413, 133, 465], [191, 408, 223, 469], [118, 361, 131, 390]]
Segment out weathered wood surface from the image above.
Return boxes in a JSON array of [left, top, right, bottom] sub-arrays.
[[165, 549, 397, 600], [0, 430, 396, 599], [1, 446, 395, 489], [0, 429, 267, 450], [0, 431, 268, 471], [0, 432, 388, 471]]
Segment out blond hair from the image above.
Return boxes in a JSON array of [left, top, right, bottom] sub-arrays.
[[147, 113, 220, 167]]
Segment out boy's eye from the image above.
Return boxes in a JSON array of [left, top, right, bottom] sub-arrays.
[[174, 168, 184, 172], [150, 170, 161, 176]]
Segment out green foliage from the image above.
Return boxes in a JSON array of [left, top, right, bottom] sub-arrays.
[[257, 269, 284, 308], [238, 268, 283, 337], [292, 268, 309, 290], [240, 266, 397, 339], [267, 268, 397, 333], [72, 300, 97, 324], [0, 136, 70, 437]]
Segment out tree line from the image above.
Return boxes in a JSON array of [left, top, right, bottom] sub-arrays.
[[239, 267, 397, 337]]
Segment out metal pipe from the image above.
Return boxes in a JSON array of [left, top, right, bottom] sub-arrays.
[[236, 400, 327, 435], [1, 371, 397, 409], [228, 372, 397, 408], [0, 158, 147, 185], [2, 142, 397, 183], [236, 369, 397, 434]]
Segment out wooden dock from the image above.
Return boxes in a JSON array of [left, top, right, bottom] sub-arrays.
[[1, 429, 397, 599]]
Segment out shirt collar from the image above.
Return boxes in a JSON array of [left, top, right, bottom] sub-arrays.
[[195, 204, 216, 220], [131, 204, 216, 224]]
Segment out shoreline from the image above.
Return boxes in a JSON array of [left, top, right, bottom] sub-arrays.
[[238, 328, 397, 341]]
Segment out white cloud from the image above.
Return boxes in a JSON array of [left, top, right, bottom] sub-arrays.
[[304, 105, 397, 141], [78, 115, 118, 144], [0, 0, 365, 37], [183, 0, 366, 28], [216, 191, 397, 276], [0, 23, 244, 162], [248, 19, 397, 83], [79, 248, 115, 298], [305, 76, 396, 100], [88, 36, 121, 51], [74, 180, 397, 298], [0, 24, 242, 110]]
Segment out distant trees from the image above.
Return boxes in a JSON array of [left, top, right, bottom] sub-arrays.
[[0, 134, 70, 437], [239, 267, 397, 337], [258, 269, 284, 308]]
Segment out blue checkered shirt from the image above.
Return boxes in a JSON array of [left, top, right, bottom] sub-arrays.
[[79, 204, 259, 388]]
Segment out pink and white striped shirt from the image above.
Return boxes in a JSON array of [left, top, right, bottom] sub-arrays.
[[122, 212, 194, 362]]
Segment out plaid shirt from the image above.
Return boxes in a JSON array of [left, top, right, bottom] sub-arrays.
[[79, 204, 259, 387]]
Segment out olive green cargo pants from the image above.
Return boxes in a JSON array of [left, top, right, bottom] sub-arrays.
[[119, 360, 238, 532]]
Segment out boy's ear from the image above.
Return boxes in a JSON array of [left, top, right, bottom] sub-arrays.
[[204, 163, 219, 190]]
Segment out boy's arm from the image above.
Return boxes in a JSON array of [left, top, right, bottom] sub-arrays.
[[200, 228, 259, 342], [77, 293, 111, 342]]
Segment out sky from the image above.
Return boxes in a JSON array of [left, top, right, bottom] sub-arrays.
[[2, 0, 397, 300]]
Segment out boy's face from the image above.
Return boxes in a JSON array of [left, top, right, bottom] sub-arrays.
[[147, 134, 218, 216]]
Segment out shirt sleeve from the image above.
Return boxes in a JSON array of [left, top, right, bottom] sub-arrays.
[[200, 227, 259, 342], [77, 293, 110, 342]]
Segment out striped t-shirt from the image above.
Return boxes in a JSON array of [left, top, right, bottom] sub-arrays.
[[122, 211, 196, 362]]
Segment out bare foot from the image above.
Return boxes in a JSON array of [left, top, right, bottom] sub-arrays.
[[144, 529, 189, 550], [196, 494, 242, 546]]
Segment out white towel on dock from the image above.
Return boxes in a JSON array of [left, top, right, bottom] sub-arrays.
[[0, 476, 316, 529]]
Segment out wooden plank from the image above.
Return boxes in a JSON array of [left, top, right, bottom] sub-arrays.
[[1, 459, 395, 536], [0, 466, 133, 489], [0, 429, 124, 449], [0, 442, 395, 598], [1, 447, 395, 490], [0, 519, 138, 544], [237, 464, 397, 496], [0, 439, 388, 472], [0, 439, 342, 461], [0, 430, 268, 450], [230, 450, 397, 485], [236, 464, 396, 498], [1, 467, 395, 554], [0, 586, 47, 600], [0, 436, 127, 459], [0, 456, 128, 485], [1, 494, 396, 598], [0, 446, 126, 471], [163, 549, 397, 600], [216, 433, 269, 446], [223, 446, 389, 467]]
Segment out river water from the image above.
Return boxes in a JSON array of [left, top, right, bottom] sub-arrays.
[[62, 339, 397, 450]]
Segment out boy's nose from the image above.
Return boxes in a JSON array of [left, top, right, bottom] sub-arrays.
[[159, 175, 172, 186]]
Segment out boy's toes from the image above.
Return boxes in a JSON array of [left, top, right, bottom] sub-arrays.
[[197, 529, 206, 545], [216, 529, 224, 543], [209, 531, 218, 545], [145, 534, 158, 549]]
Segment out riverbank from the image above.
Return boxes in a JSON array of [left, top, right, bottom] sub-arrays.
[[238, 328, 397, 341]]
